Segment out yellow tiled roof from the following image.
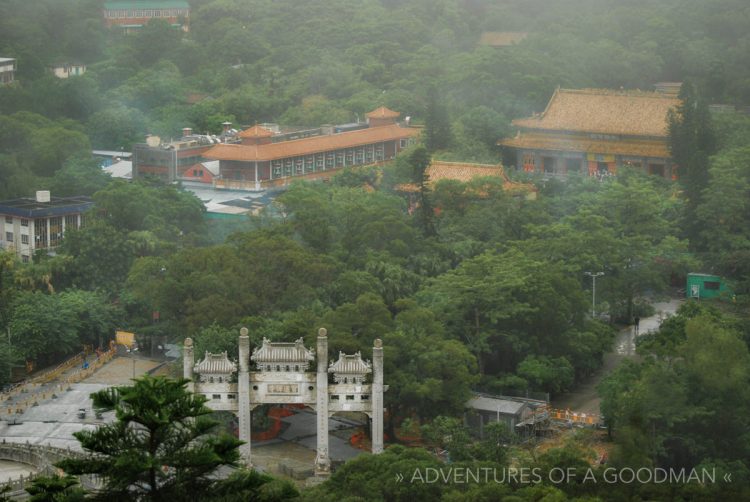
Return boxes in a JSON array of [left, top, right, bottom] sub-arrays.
[[478, 31, 528, 47], [395, 161, 536, 194], [513, 88, 681, 137], [499, 132, 671, 159]]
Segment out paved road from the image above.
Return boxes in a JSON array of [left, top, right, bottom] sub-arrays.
[[552, 298, 683, 414]]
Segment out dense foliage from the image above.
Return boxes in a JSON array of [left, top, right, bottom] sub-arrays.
[[2, 0, 750, 499]]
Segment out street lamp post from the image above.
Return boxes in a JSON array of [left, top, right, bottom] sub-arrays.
[[584, 272, 605, 318]]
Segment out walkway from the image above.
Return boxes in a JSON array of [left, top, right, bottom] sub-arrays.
[[0, 459, 35, 483], [0, 355, 162, 450], [552, 297, 683, 414]]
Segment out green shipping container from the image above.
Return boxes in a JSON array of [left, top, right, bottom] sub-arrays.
[[686, 273, 731, 299]]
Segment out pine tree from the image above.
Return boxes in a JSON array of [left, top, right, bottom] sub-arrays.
[[408, 146, 437, 236], [57, 376, 242, 502], [667, 82, 716, 245], [424, 86, 453, 153]]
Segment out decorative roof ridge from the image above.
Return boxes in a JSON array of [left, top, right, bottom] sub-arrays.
[[557, 88, 680, 99], [328, 351, 372, 373], [193, 350, 237, 373], [366, 106, 400, 118], [431, 160, 503, 169], [238, 125, 274, 138]]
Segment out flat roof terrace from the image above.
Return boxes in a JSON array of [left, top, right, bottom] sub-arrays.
[[0, 196, 93, 218]]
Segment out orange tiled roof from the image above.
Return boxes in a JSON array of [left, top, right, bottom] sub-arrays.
[[238, 125, 274, 138], [478, 31, 528, 47], [512, 88, 681, 137], [366, 106, 400, 119], [204, 124, 419, 162], [499, 132, 670, 159]]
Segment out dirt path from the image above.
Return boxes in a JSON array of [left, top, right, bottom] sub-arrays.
[[551, 298, 683, 414]]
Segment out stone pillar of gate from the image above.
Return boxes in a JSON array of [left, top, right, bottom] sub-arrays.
[[183, 338, 194, 393], [238, 327, 252, 466], [314, 328, 331, 475], [371, 338, 384, 454]]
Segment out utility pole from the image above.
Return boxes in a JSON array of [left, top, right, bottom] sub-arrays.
[[584, 271, 605, 318]]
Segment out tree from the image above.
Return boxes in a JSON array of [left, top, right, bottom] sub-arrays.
[[26, 475, 85, 502], [57, 376, 243, 502], [50, 156, 111, 197], [423, 86, 452, 152], [668, 81, 716, 244], [517, 355, 575, 395], [406, 146, 436, 236]]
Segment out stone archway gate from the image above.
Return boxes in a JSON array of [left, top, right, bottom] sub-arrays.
[[183, 328, 385, 475]]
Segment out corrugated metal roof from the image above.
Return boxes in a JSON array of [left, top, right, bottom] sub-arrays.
[[466, 396, 529, 415], [194, 351, 237, 374], [201, 160, 220, 176], [328, 352, 372, 375], [251, 338, 315, 364]]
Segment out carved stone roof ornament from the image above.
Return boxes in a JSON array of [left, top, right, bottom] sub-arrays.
[[329, 351, 371, 374], [193, 351, 237, 375], [251, 337, 315, 369], [328, 351, 372, 384]]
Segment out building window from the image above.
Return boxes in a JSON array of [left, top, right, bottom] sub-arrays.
[[21, 234, 28, 245], [49, 216, 63, 247], [212, 394, 221, 400], [361, 394, 370, 400], [4, 216, 11, 224], [21, 255, 29, 263], [331, 395, 339, 401], [704, 281, 720, 290], [65, 214, 78, 231], [336, 152, 345, 167], [326, 153, 334, 169], [228, 394, 236, 399], [399, 139, 408, 148], [5, 232, 12, 243], [522, 154, 536, 172], [346, 395, 355, 401], [565, 159, 582, 173], [345, 150, 353, 165]]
